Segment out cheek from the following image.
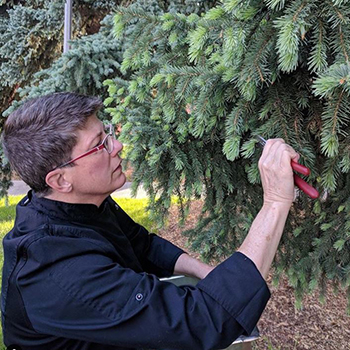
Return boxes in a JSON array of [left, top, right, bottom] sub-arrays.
[[85, 157, 110, 177]]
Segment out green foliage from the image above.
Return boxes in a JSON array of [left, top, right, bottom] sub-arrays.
[[107, 0, 350, 305], [0, 1, 64, 91], [5, 15, 124, 120], [0, 1, 65, 195]]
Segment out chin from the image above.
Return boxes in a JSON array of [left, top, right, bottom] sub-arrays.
[[113, 173, 127, 191]]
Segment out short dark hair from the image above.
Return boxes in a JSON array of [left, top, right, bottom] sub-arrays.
[[2, 92, 103, 196]]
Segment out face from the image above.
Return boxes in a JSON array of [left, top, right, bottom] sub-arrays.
[[63, 115, 126, 205]]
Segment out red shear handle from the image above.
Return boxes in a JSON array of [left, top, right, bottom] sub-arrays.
[[293, 174, 319, 199], [291, 160, 310, 176]]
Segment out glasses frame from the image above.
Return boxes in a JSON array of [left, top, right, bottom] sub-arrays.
[[53, 124, 114, 170]]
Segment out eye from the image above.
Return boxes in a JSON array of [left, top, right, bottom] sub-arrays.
[[104, 124, 113, 136], [92, 136, 104, 150], [94, 139, 102, 148]]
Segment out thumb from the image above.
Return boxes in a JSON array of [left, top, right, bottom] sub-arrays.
[[292, 153, 300, 163]]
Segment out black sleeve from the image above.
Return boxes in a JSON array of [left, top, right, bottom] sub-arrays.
[[110, 197, 185, 277]]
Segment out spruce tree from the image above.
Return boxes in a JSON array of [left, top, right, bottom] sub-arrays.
[[108, 0, 350, 306], [0, 0, 126, 116], [5, 15, 124, 121], [0, 0, 66, 198]]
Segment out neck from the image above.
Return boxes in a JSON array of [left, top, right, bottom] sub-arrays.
[[44, 191, 108, 208]]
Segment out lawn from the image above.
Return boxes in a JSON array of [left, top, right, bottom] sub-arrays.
[[0, 195, 154, 349]]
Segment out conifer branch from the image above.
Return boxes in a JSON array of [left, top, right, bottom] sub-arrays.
[[338, 26, 350, 62], [275, 101, 290, 142], [308, 18, 328, 73], [265, 0, 287, 11], [327, 0, 346, 22], [254, 37, 272, 82], [115, 7, 159, 23], [292, 1, 308, 22], [293, 115, 302, 146], [180, 77, 192, 98], [332, 89, 345, 135]]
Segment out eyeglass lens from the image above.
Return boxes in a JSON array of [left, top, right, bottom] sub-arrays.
[[104, 125, 114, 154]]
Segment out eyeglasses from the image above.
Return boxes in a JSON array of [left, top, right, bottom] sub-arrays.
[[53, 124, 115, 170]]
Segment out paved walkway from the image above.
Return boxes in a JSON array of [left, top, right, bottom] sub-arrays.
[[8, 180, 148, 198]]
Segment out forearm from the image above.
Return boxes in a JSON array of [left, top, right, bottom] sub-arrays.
[[174, 253, 215, 280], [238, 201, 291, 280]]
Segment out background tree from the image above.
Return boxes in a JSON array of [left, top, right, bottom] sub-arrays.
[[0, 0, 120, 115], [108, 0, 350, 306], [0, 0, 127, 195]]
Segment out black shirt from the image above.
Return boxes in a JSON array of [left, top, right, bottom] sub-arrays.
[[1, 191, 270, 350]]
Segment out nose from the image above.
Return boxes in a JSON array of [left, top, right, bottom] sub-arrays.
[[111, 138, 123, 156]]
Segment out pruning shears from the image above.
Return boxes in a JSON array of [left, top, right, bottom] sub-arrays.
[[256, 135, 319, 199]]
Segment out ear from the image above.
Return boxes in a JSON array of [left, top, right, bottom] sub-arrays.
[[45, 169, 73, 193]]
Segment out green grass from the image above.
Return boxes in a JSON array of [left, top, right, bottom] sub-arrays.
[[0, 195, 24, 349], [0, 195, 154, 348], [112, 197, 157, 232]]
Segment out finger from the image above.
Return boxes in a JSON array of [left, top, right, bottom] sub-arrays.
[[279, 146, 299, 171], [266, 140, 298, 166], [291, 153, 300, 163], [262, 138, 285, 156], [259, 139, 285, 165], [260, 139, 287, 168], [261, 143, 297, 174]]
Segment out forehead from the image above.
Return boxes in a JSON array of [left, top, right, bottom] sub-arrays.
[[82, 114, 103, 131], [75, 115, 103, 147]]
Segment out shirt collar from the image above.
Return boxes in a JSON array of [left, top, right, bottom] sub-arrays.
[[28, 190, 111, 223]]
